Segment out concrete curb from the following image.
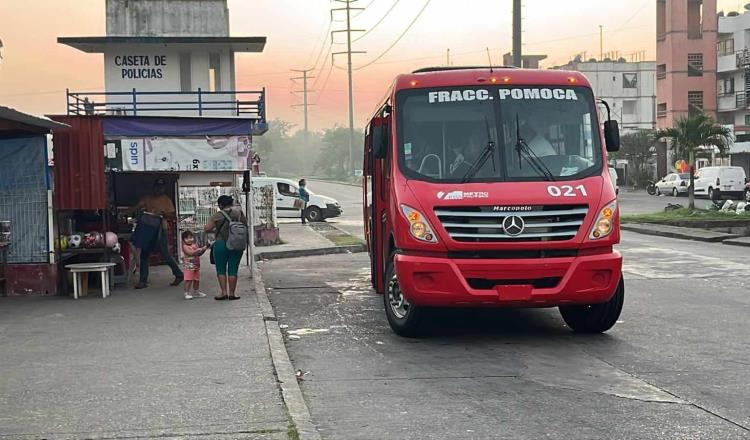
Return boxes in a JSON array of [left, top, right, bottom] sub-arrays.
[[621, 223, 739, 243], [722, 237, 750, 247], [256, 244, 367, 261], [253, 266, 322, 440], [308, 178, 360, 187]]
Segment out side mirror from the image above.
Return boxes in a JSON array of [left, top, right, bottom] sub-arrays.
[[604, 120, 620, 152]]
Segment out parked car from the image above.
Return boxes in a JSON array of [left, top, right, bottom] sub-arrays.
[[693, 166, 747, 200], [608, 166, 619, 195], [252, 177, 343, 222], [654, 173, 690, 197], [745, 180, 750, 202]]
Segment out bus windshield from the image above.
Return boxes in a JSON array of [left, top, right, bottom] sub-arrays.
[[396, 86, 603, 183]]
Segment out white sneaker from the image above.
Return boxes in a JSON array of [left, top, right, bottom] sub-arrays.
[[193, 291, 207, 298], [184, 293, 194, 300]]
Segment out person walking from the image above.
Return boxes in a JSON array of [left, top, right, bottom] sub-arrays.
[[204, 195, 246, 300], [298, 179, 310, 225], [133, 178, 183, 289]]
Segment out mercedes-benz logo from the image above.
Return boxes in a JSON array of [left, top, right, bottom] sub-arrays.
[[502, 215, 525, 237]]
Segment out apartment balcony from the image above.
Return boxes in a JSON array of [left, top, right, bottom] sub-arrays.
[[67, 88, 266, 123], [718, 92, 748, 111]]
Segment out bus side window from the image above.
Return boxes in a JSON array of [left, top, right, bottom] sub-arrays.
[[383, 115, 392, 180], [364, 124, 372, 176]]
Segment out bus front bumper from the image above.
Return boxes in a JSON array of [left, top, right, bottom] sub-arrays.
[[394, 250, 622, 307]]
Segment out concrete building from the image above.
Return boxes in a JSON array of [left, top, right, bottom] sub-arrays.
[[717, 7, 750, 174], [44, 0, 269, 296], [502, 53, 547, 69], [59, 0, 266, 117], [555, 59, 657, 131], [656, 0, 718, 177]]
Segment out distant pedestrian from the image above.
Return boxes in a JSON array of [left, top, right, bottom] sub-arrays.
[[204, 195, 247, 300], [180, 230, 209, 300], [298, 179, 310, 225]]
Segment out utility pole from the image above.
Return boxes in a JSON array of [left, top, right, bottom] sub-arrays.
[[291, 68, 315, 149], [512, 0, 522, 67], [599, 25, 603, 60], [447, 48, 451, 66], [332, 0, 365, 174]]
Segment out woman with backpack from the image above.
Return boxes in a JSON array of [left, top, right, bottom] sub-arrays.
[[204, 195, 247, 300]]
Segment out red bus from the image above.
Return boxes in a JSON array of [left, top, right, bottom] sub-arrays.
[[363, 67, 623, 337]]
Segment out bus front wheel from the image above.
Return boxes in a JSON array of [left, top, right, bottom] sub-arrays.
[[384, 254, 424, 337], [559, 277, 624, 333]]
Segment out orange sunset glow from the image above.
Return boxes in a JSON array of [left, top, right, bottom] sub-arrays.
[[0, 0, 743, 130]]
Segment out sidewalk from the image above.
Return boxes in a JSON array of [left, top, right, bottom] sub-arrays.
[[621, 222, 740, 242], [0, 261, 290, 439], [256, 223, 365, 261]]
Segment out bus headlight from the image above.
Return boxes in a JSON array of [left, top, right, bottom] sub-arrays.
[[590, 200, 617, 240], [401, 205, 438, 243]]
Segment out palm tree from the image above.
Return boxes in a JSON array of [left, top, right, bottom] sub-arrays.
[[656, 113, 732, 210]]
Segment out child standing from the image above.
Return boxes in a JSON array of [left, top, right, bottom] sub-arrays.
[[181, 231, 209, 300]]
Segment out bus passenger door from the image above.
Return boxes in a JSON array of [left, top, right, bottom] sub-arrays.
[[369, 114, 390, 293]]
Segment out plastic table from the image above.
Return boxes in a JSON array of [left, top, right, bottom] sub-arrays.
[[65, 263, 116, 299]]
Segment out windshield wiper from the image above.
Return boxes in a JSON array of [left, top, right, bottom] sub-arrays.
[[461, 117, 497, 184], [514, 115, 555, 182]]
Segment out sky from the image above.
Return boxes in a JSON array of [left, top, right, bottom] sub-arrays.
[[0, 0, 745, 131]]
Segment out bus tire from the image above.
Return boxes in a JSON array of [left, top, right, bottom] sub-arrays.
[[559, 277, 624, 333], [383, 253, 424, 337]]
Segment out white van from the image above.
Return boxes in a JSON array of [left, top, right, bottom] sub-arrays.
[[252, 177, 342, 222], [693, 166, 747, 199]]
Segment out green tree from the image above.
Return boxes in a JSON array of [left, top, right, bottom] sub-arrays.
[[253, 119, 293, 175], [611, 129, 655, 188], [656, 113, 732, 209], [314, 126, 364, 179]]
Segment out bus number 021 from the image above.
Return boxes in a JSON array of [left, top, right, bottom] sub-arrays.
[[547, 185, 588, 197]]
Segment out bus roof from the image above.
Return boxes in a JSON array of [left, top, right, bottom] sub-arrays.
[[393, 67, 592, 91]]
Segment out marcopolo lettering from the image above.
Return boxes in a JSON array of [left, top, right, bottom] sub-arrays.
[[428, 89, 490, 103], [499, 88, 578, 101]]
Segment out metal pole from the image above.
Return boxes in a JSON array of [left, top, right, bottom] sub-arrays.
[[303, 70, 309, 149], [512, 0, 522, 68], [291, 69, 315, 149], [599, 25, 603, 60], [346, 0, 355, 173]]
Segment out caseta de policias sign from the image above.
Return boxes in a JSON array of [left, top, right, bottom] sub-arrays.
[[114, 55, 167, 79], [121, 136, 251, 172]]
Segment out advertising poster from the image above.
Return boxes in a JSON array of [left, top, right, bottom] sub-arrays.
[[120, 136, 251, 171]]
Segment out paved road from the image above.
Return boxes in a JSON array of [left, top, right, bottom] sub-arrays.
[[307, 180, 713, 241], [261, 182, 750, 439]]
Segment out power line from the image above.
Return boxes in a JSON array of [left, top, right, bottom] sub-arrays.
[[311, 41, 334, 91], [352, 0, 377, 17], [354, 0, 431, 71], [331, 0, 367, 172], [614, 0, 650, 31], [313, 57, 337, 104], [307, 17, 334, 71], [353, 0, 401, 42]]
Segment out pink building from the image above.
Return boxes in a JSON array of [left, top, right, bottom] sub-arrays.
[[656, 0, 717, 176]]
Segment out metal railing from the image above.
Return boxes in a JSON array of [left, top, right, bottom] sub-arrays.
[[66, 88, 266, 121], [737, 93, 748, 109]]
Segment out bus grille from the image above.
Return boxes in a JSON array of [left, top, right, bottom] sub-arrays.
[[434, 205, 588, 242]]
